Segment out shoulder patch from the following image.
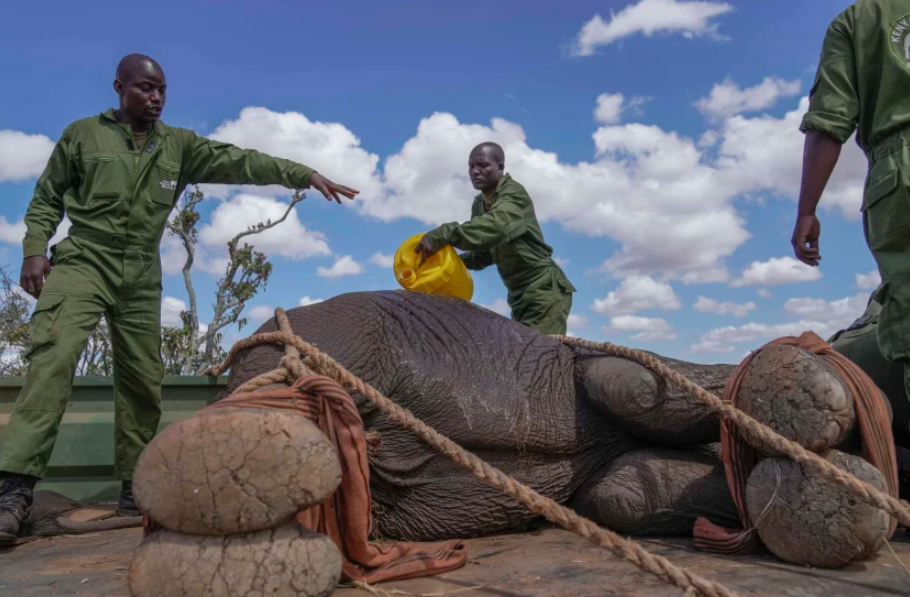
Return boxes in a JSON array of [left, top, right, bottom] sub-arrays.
[[889, 15, 910, 68]]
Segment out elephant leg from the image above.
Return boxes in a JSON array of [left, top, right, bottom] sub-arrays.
[[569, 447, 739, 536], [578, 355, 734, 445]]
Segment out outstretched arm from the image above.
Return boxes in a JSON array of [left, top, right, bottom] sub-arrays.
[[416, 191, 529, 261], [181, 133, 358, 203]]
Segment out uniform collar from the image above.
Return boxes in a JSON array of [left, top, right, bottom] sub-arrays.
[[475, 173, 511, 203], [101, 108, 165, 136]]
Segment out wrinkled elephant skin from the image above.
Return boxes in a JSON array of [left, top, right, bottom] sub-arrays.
[[222, 291, 740, 541]]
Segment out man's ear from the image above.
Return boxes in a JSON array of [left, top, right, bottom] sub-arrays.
[[113, 78, 124, 96]]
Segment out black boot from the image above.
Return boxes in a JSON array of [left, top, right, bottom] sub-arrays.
[[117, 480, 140, 517], [0, 472, 38, 546]]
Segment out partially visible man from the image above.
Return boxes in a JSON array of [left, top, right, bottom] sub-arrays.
[[791, 1, 910, 449], [415, 142, 575, 335], [0, 54, 359, 545]]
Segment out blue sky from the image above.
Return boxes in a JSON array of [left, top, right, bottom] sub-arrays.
[[0, 0, 877, 363]]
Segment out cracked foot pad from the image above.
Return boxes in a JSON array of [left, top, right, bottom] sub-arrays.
[[746, 450, 889, 568], [129, 522, 342, 597], [134, 406, 342, 535], [737, 345, 856, 455]]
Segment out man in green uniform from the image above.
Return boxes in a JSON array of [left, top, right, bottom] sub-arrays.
[[415, 142, 575, 334], [792, 1, 910, 448], [0, 54, 359, 544]]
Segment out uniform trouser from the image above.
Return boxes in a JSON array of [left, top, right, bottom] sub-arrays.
[[507, 268, 574, 336], [0, 236, 163, 480], [863, 140, 910, 444]]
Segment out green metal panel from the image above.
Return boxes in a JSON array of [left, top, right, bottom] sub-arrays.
[[0, 376, 228, 502]]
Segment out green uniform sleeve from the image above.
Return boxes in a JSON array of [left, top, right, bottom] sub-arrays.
[[425, 190, 529, 252], [460, 250, 494, 271], [800, 13, 859, 143], [22, 130, 76, 257], [181, 132, 315, 189]]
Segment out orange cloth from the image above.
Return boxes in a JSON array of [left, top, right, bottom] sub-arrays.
[[145, 374, 468, 584], [693, 331, 899, 554]]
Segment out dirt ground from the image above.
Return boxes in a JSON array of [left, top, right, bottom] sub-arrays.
[[1, 525, 908, 597]]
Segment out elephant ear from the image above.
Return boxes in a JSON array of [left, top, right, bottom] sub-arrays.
[[579, 355, 723, 446]]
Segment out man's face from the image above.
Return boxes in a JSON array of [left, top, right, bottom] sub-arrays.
[[116, 62, 166, 126], [468, 147, 504, 192]]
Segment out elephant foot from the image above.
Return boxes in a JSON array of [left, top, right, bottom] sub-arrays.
[[569, 447, 739, 536], [133, 405, 342, 535], [129, 521, 342, 597], [736, 344, 858, 455], [746, 450, 889, 568]]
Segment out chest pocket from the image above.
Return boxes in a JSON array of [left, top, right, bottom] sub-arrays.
[[150, 159, 182, 207], [81, 150, 122, 203]]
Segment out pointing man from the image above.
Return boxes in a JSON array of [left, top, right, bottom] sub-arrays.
[[0, 54, 358, 544]]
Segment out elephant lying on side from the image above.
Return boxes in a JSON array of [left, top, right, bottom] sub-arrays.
[[221, 290, 741, 541]]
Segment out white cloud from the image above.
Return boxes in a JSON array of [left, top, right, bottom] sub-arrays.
[[248, 305, 274, 322], [757, 288, 773, 299], [161, 296, 187, 327], [605, 315, 677, 342], [0, 217, 26, 245], [693, 296, 757, 317], [13, 284, 36, 308], [200, 107, 384, 201], [592, 276, 682, 316], [714, 97, 868, 219], [595, 93, 650, 125], [0, 130, 55, 183], [369, 252, 395, 268], [482, 298, 511, 317], [856, 269, 881, 290], [696, 77, 801, 120], [188, 95, 861, 284], [299, 296, 324, 307], [595, 93, 625, 125], [198, 194, 331, 261], [554, 256, 569, 267], [573, 0, 733, 56], [317, 255, 364, 278], [783, 293, 867, 323], [567, 314, 588, 329], [691, 292, 868, 354], [731, 256, 822, 287]]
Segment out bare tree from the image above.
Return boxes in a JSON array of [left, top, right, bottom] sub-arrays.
[[0, 265, 31, 377], [166, 185, 306, 374], [75, 317, 113, 376]]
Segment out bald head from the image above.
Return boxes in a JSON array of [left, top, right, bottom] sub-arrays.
[[468, 142, 505, 194], [471, 142, 505, 164], [116, 53, 164, 83], [113, 54, 166, 129]]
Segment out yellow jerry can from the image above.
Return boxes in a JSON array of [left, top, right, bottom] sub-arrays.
[[393, 233, 474, 301]]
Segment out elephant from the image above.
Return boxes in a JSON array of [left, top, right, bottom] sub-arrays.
[[221, 290, 743, 541]]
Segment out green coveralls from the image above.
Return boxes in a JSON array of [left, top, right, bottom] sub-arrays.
[[828, 284, 910, 451], [0, 109, 315, 479], [801, 0, 910, 443], [425, 174, 575, 335]]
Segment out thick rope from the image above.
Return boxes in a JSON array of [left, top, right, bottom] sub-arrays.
[[205, 309, 738, 597], [555, 336, 910, 529]]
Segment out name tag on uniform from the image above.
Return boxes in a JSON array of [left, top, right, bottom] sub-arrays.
[[160, 180, 178, 190]]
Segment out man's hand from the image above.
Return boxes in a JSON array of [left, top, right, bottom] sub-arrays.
[[309, 172, 359, 204], [791, 214, 821, 266], [415, 235, 437, 264], [20, 256, 52, 299]]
